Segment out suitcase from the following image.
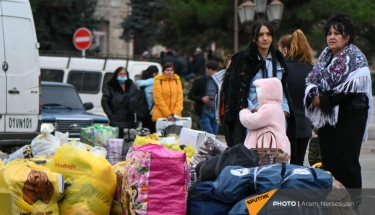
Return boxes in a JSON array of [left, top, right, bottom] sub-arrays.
[[155, 117, 192, 136]]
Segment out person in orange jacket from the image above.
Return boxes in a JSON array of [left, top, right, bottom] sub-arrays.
[[152, 62, 183, 122]]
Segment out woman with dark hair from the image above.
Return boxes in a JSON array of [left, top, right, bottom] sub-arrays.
[[222, 21, 295, 148], [304, 13, 372, 211], [136, 65, 159, 132], [152, 62, 183, 122], [278, 29, 314, 165], [101, 66, 139, 138]]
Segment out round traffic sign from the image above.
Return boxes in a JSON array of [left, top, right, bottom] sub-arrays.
[[73, 28, 92, 51]]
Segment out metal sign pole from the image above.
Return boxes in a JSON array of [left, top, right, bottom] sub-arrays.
[[82, 50, 85, 58]]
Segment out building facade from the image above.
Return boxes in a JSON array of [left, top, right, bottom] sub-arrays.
[[94, 0, 133, 57]]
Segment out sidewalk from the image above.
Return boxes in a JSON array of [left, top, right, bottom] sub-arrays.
[[361, 139, 375, 154]]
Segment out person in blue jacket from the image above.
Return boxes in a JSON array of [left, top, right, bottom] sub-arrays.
[[136, 65, 159, 132]]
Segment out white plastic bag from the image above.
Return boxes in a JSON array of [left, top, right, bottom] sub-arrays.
[[55, 131, 69, 144], [2, 145, 31, 164], [90, 146, 107, 158], [159, 136, 177, 144], [31, 123, 60, 157], [63, 141, 87, 150]]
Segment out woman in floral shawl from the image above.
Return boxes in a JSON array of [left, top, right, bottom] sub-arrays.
[[304, 13, 372, 212]]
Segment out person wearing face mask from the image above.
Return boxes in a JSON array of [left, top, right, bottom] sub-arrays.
[[152, 62, 183, 122], [101, 66, 139, 138]]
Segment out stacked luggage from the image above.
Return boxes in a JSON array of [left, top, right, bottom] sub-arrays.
[[187, 134, 355, 215], [0, 123, 355, 215]]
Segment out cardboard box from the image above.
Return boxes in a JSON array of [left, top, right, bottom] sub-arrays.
[[178, 128, 216, 149]]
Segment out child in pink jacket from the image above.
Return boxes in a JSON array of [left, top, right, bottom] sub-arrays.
[[239, 78, 290, 158]]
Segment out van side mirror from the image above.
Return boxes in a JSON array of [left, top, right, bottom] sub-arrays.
[[83, 102, 94, 110]]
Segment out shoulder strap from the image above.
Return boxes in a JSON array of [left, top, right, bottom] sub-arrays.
[[149, 103, 154, 112]]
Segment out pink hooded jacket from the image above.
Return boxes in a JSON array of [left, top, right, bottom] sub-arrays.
[[240, 78, 290, 157]]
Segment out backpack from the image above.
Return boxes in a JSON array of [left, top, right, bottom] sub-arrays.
[[195, 143, 259, 182], [130, 86, 150, 121]]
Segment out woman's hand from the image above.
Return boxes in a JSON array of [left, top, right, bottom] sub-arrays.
[[166, 114, 175, 121], [312, 96, 320, 107]]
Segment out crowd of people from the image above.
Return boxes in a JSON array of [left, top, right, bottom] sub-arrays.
[[101, 13, 371, 213]]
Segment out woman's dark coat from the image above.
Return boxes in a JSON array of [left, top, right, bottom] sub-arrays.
[[101, 78, 139, 129], [221, 43, 296, 147], [285, 58, 313, 138]]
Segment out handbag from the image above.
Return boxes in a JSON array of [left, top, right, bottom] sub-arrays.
[[251, 131, 290, 166]]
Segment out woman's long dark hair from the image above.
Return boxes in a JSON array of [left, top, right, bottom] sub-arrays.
[[141, 65, 158, 79], [249, 21, 277, 78]]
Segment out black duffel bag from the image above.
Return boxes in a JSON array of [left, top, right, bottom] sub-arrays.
[[195, 143, 259, 182]]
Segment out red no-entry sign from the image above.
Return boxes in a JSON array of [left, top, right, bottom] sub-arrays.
[[73, 28, 92, 51]]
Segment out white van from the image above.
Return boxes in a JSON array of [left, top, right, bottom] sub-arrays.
[[0, 0, 41, 152], [39, 56, 162, 115]]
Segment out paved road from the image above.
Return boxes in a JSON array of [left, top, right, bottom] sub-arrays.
[[358, 140, 375, 188]]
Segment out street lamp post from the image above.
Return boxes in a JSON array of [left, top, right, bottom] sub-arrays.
[[234, 0, 284, 52]]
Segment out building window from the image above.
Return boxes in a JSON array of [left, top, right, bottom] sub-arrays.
[[68, 70, 102, 94]]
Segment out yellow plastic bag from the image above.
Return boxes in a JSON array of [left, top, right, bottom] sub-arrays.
[[51, 144, 117, 215], [163, 143, 183, 152], [0, 159, 63, 215], [163, 144, 196, 160], [183, 145, 196, 158], [150, 133, 160, 140], [133, 135, 159, 146]]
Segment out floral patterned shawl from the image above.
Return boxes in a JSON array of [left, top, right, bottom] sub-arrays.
[[304, 44, 373, 140]]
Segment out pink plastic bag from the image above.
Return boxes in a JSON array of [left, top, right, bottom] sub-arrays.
[[122, 143, 189, 215]]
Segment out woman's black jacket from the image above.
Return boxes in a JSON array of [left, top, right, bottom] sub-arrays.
[[101, 78, 139, 129], [221, 44, 297, 147]]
